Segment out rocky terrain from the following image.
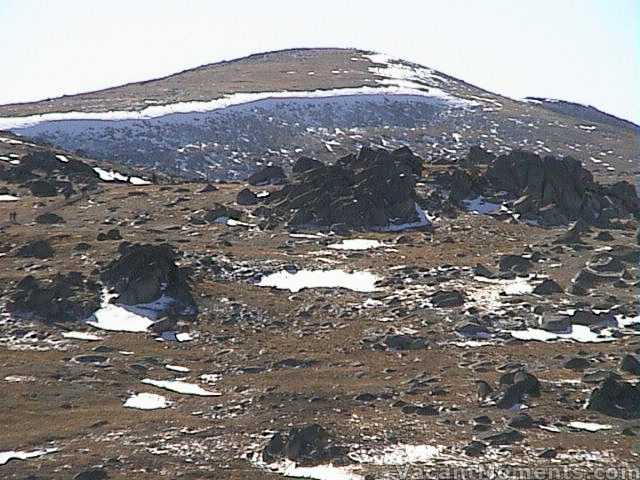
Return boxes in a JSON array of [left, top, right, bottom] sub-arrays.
[[0, 118, 639, 479], [0, 48, 637, 184]]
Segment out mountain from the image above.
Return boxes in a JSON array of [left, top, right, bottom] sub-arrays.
[[0, 48, 637, 181], [1, 48, 640, 479]]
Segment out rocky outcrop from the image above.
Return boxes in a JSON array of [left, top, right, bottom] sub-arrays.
[[262, 146, 425, 230], [446, 147, 639, 226], [8, 273, 101, 323], [100, 243, 196, 316], [0, 151, 100, 189], [484, 150, 639, 225]]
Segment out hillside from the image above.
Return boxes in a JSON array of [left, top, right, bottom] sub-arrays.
[[0, 48, 637, 181], [1, 47, 639, 479]]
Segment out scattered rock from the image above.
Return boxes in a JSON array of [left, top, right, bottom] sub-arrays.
[[479, 428, 524, 445], [97, 228, 122, 241], [383, 333, 428, 351], [431, 290, 465, 308], [35, 212, 65, 224], [540, 314, 571, 333], [533, 279, 563, 295], [564, 357, 590, 371], [262, 424, 347, 466], [73, 467, 109, 480]]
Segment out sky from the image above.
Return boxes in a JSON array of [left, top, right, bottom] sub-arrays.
[[0, 0, 638, 123]]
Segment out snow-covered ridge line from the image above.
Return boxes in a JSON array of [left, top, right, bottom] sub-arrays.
[[0, 84, 471, 131]]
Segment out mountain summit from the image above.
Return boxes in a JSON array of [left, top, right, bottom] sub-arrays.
[[0, 48, 637, 180]]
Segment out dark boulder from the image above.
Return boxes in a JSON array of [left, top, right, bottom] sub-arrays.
[[570, 309, 617, 327], [564, 357, 590, 371], [247, 165, 286, 186], [383, 333, 428, 351], [496, 371, 540, 409], [498, 254, 531, 273], [73, 468, 109, 480], [35, 212, 65, 224], [16, 239, 54, 259], [540, 314, 570, 333], [621, 354, 640, 375], [479, 429, 524, 446], [236, 188, 259, 206], [29, 179, 58, 197], [508, 413, 535, 429], [200, 204, 242, 224], [533, 279, 563, 295], [197, 183, 218, 193], [484, 150, 639, 225], [97, 228, 122, 241], [466, 146, 495, 166], [430, 290, 465, 308], [473, 264, 496, 278], [100, 243, 196, 316], [586, 376, 640, 418]]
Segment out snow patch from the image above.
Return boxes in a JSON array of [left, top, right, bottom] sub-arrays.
[[567, 421, 612, 432], [257, 269, 380, 293], [463, 196, 505, 215], [123, 392, 172, 410], [349, 444, 440, 465], [510, 325, 616, 343], [327, 239, 383, 251], [0, 448, 58, 466], [87, 291, 175, 333], [141, 378, 221, 396], [0, 84, 472, 131], [61, 331, 103, 341]]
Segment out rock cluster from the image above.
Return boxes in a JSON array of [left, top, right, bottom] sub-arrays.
[[0, 151, 99, 193], [262, 424, 348, 466], [8, 273, 101, 323], [449, 147, 640, 226], [262, 146, 424, 230]]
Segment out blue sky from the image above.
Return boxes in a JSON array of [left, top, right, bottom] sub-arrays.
[[0, 0, 638, 123]]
